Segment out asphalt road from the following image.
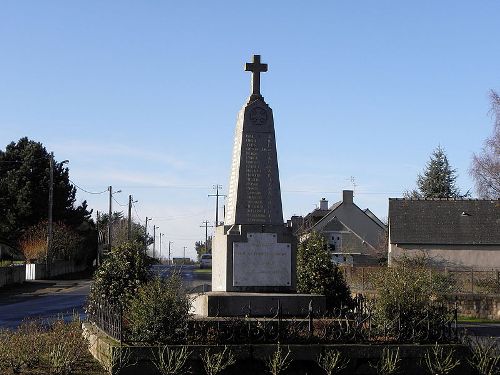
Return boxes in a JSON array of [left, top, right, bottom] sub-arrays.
[[0, 264, 211, 328]]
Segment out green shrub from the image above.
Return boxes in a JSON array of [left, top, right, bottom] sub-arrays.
[[87, 241, 151, 314], [372, 256, 454, 339], [297, 231, 352, 310], [126, 274, 191, 343]]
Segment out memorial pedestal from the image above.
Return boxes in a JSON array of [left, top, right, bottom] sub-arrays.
[[211, 224, 296, 293], [190, 292, 326, 317]]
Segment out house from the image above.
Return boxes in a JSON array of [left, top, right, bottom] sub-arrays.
[[388, 198, 500, 269], [290, 190, 387, 266]]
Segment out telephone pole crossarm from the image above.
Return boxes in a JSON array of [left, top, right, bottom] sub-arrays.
[[208, 184, 226, 226]]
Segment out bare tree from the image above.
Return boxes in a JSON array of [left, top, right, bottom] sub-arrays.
[[470, 90, 500, 199]]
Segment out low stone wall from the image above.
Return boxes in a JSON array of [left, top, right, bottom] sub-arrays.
[[450, 294, 500, 320], [83, 323, 471, 375], [0, 265, 26, 287], [25, 261, 87, 280]]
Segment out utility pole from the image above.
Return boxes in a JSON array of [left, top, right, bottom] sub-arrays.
[[47, 152, 54, 277], [159, 233, 164, 263], [200, 220, 214, 254], [127, 195, 132, 240], [183, 246, 187, 265], [108, 186, 113, 251], [208, 184, 226, 226], [144, 216, 150, 255], [96, 211, 100, 266], [168, 241, 173, 265], [152, 225, 156, 259]]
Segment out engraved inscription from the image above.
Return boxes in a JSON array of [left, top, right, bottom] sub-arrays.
[[233, 233, 291, 286], [243, 132, 276, 223]]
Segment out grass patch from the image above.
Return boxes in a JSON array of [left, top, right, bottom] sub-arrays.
[[193, 268, 212, 274], [458, 316, 500, 324]]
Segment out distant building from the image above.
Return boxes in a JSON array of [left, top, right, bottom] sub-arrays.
[[388, 198, 500, 269], [290, 190, 387, 266]]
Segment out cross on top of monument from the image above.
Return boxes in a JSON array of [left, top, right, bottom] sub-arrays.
[[245, 54, 268, 100]]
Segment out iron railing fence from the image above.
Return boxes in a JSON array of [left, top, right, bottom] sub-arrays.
[[342, 266, 500, 295], [87, 295, 459, 346], [86, 297, 123, 342]]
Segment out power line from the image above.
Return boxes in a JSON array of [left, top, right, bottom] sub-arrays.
[[112, 196, 127, 207], [132, 201, 143, 223], [69, 179, 108, 195]]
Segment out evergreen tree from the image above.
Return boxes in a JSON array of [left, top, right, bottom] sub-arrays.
[[406, 145, 467, 199], [0, 137, 92, 244], [297, 231, 352, 310]]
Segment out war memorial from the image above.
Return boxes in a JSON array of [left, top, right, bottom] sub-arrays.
[[191, 55, 326, 317]]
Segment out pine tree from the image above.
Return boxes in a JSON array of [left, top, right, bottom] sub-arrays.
[[406, 146, 467, 199], [0, 137, 92, 243]]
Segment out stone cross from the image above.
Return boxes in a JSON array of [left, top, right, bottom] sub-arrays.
[[245, 55, 268, 100]]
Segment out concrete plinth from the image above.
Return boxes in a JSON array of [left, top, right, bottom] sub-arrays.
[[190, 292, 326, 317]]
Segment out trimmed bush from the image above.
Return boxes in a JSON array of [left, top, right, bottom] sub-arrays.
[[297, 231, 352, 310], [126, 274, 191, 343], [86, 241, 151, 314]]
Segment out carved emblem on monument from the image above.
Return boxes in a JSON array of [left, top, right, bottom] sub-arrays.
[[250, 107, 267, 125]]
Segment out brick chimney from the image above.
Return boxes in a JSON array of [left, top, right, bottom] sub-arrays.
[[343, 190, 353, 204]]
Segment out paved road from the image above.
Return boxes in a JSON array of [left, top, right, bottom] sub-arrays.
[[0, 279, 91, 328], [0, 265, 211, 328]]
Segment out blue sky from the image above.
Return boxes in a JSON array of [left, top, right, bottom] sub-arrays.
[[1, 1, 499, 259]]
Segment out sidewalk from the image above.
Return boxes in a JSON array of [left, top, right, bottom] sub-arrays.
[[0, 268, 94, 305]]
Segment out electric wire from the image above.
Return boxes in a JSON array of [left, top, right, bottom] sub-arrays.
[[69, 179, 108, 195], [112, 196, 127, 207]]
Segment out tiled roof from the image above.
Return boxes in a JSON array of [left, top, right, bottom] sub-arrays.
[[389, 198, 500, 245]]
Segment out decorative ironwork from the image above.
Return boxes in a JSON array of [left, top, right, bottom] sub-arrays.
[[87, 295, 459, 346]]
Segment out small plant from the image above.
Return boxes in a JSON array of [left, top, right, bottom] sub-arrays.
[[317, 349, 349, 374], [372, 347, 401, 375], [108, 346, 136, 375], [152, 345, 191, 375], [48, 342, 74, 375], [467, 337, 500, 375], [201, 346, 236, 375], [266, 344, 292, 375], [424, 343, 460, 375]]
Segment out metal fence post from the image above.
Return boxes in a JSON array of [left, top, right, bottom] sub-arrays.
[[471, 268, 474, 294]]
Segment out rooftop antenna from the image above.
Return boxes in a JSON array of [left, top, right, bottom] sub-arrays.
[[347, 176, 357, 195]]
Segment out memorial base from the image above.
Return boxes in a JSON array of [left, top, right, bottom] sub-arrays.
[[212, 224, 297, 293], [190, 292, 326, 317]]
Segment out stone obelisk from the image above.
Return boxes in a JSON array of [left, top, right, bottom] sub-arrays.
[[211, 55, 296, 293], [191, 55, 326, 317]]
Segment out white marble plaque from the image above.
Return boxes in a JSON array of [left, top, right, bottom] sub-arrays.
[[233, 233, 291, 286]]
